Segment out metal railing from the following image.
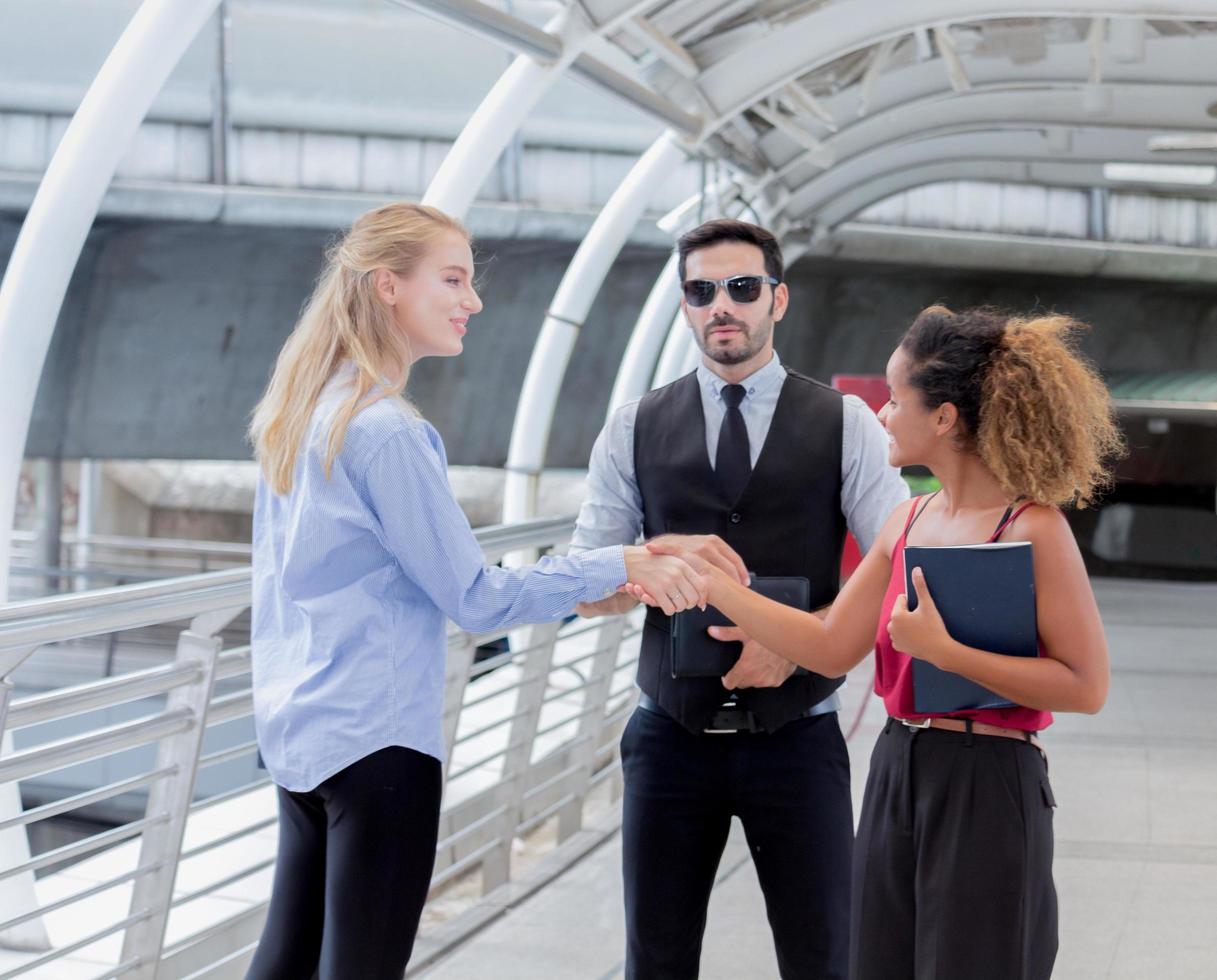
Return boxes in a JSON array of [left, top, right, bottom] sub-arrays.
[[0, 517, 640, 979]]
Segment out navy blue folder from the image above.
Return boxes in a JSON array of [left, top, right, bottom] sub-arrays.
[[903, 542, 1037, 714]]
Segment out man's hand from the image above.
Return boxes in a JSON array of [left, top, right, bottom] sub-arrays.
[[644, 534, 749, 586], [707, 625, 799, 690], [575, 590, 640, 618]]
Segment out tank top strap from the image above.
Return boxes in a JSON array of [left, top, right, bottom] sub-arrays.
[[989, 500, 1036, 542], [901, 490, 939, 543]]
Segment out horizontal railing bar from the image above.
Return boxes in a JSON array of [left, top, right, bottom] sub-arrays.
[[551, 642, 618, 670], [160, 903, 268, 960], [6, 662, 202, 729], [0, 767, 176, 833], [214, 646, 252, 680], [435, 804, 509, 854], [175, 941, 258, 980], [540, 673, 608, 705], [189, 777, 273, 814], [516, 790, 578, 836], [467, 647, 525, 678], [0, 708, 194, 784], [0, 861, 161, 933], [446, 738, 528, 781], [534, 708, 599, 740], [0, 567, 249, 624], [0, 815, 168, 882], [91, 957, 145, 980], [196, 739, 258, 769], [459, 681, 526, 712], [179, 815, 278, 862], [588, 759, 623, 789], [204, 690, 253, 725], [428, 837, 502, 891], [520, 759, 582, 803], [452, 708, 531, 747], [0, 909, 154, 980], [170, 856, 277, 909]]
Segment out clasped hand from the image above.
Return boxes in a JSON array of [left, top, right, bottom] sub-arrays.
[[614, 533, 748, 616], [886, 566, 953, 665]]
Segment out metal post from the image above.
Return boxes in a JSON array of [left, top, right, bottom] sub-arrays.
[[210, 0, 232, 185], [502, 133, 687, 524], [34, 459, 62, 596], [119, 627, 222, 979], [606, 252, 682, 418], [481, 621, 560, 892], [441, 633, 479, 779], [75, 459, 101, 593], [556, 615, 626, 841], [0, 0, 223, 605]]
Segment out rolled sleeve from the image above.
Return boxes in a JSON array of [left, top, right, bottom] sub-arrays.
[[840, 395, 910, 554]]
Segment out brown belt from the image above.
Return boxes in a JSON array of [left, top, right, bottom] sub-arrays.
[[897, 716, 1044, 753]]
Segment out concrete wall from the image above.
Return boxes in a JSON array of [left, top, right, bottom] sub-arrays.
[[6, 214, 1217, 469]]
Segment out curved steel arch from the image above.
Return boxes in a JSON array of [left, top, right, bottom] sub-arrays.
[[798, 146, 1217, 232], [756, 38, 1217, 190], [775, 87, 1217, 218], [693, 2, 1217, 127]]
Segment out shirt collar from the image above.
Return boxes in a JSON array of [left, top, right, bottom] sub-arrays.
[[697, 351, 785, 403]]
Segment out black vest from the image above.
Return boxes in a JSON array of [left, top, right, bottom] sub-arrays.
[[633, 368, 847, 733]]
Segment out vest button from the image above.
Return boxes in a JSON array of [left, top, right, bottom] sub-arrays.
[[729, 512, 742, 524]]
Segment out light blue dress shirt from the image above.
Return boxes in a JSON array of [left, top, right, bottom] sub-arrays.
[[252, 376, 627, 792], [571, 352, 910, 715]]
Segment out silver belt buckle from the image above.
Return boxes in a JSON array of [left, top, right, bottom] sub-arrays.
[[703, 727, 737, 734], [900, 717, 933, 730]]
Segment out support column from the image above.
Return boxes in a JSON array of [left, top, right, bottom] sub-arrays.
[[33, 460, 62, 596], [502, 133, 687, 524], [0, 0, 223, 604]]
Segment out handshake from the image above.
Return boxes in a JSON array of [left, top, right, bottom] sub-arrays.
[[576, 534, 750, 618]]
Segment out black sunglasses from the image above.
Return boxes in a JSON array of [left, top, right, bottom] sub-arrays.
[[681, 275, 780, 307]]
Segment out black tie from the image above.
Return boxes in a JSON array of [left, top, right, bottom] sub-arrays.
[[715, 383, 751, 502]]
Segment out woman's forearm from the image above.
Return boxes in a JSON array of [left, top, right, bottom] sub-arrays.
[[936, 640, 1108, 714], [707, 570, 859, 676]]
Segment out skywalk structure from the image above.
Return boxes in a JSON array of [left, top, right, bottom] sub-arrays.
[[1, 1, 1216, 977]]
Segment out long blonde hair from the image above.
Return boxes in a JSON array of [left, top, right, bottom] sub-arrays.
[[249, 203, 469, 494]]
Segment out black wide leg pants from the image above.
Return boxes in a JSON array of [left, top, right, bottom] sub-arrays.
[[245, 745, 443, 980], [851, 720, 1058, 980], [621, 705, 853, 980]]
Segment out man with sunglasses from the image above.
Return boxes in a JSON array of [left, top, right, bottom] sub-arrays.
[[572, 219, 907, 979]]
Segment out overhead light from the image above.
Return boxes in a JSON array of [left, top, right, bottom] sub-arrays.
[[1102, 162, 1217, 185], [1148, 133, 1217, 152]]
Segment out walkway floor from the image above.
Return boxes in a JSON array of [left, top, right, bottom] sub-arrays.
[[418, 578, 1217, 979]]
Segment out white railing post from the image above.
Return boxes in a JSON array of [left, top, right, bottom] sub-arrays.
[[481, 621, 560, 892], [442, 633, 479, 778], [119, 627, 223, 978], [556, 615, 627, 841]]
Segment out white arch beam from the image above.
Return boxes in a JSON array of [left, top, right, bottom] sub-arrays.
[[752, 33, 1217, 192], [693, 3, 1217, 126], [606, 251, 681, 417], [0, 0, 222, 603], [502, 132, 687, 523], [788, 125, 1217, 226]]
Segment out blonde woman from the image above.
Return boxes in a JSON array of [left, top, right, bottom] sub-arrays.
[[245, 203, 706, 979], [646, 306, 1123, 980]]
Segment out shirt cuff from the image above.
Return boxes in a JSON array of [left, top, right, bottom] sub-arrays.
[[572, 546, 628, 603]]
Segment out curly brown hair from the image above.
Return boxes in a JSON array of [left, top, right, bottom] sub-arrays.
[[900, 305, 1126, 507]]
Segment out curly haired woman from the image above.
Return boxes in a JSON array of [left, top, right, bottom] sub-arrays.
[[645, 305, 1124, 980]]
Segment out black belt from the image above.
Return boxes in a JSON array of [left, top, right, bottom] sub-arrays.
[[637, 691, 819, 734]]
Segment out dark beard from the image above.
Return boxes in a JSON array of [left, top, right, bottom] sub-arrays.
[[699, 316, 773, 365]]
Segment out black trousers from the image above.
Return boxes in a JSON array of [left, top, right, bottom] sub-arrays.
[[245, 745, 443, 980], [851, 721, 1058, 980], [621, 705, 853, 979]]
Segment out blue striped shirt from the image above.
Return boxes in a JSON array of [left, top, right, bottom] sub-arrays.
[[251, 377, 627, 792]]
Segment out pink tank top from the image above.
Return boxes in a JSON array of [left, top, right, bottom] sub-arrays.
[[873, 494, 1053, 732]]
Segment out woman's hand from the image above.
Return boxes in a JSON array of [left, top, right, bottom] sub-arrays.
[[887, 567, 954, 665], [623, 547, 709, 616]]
